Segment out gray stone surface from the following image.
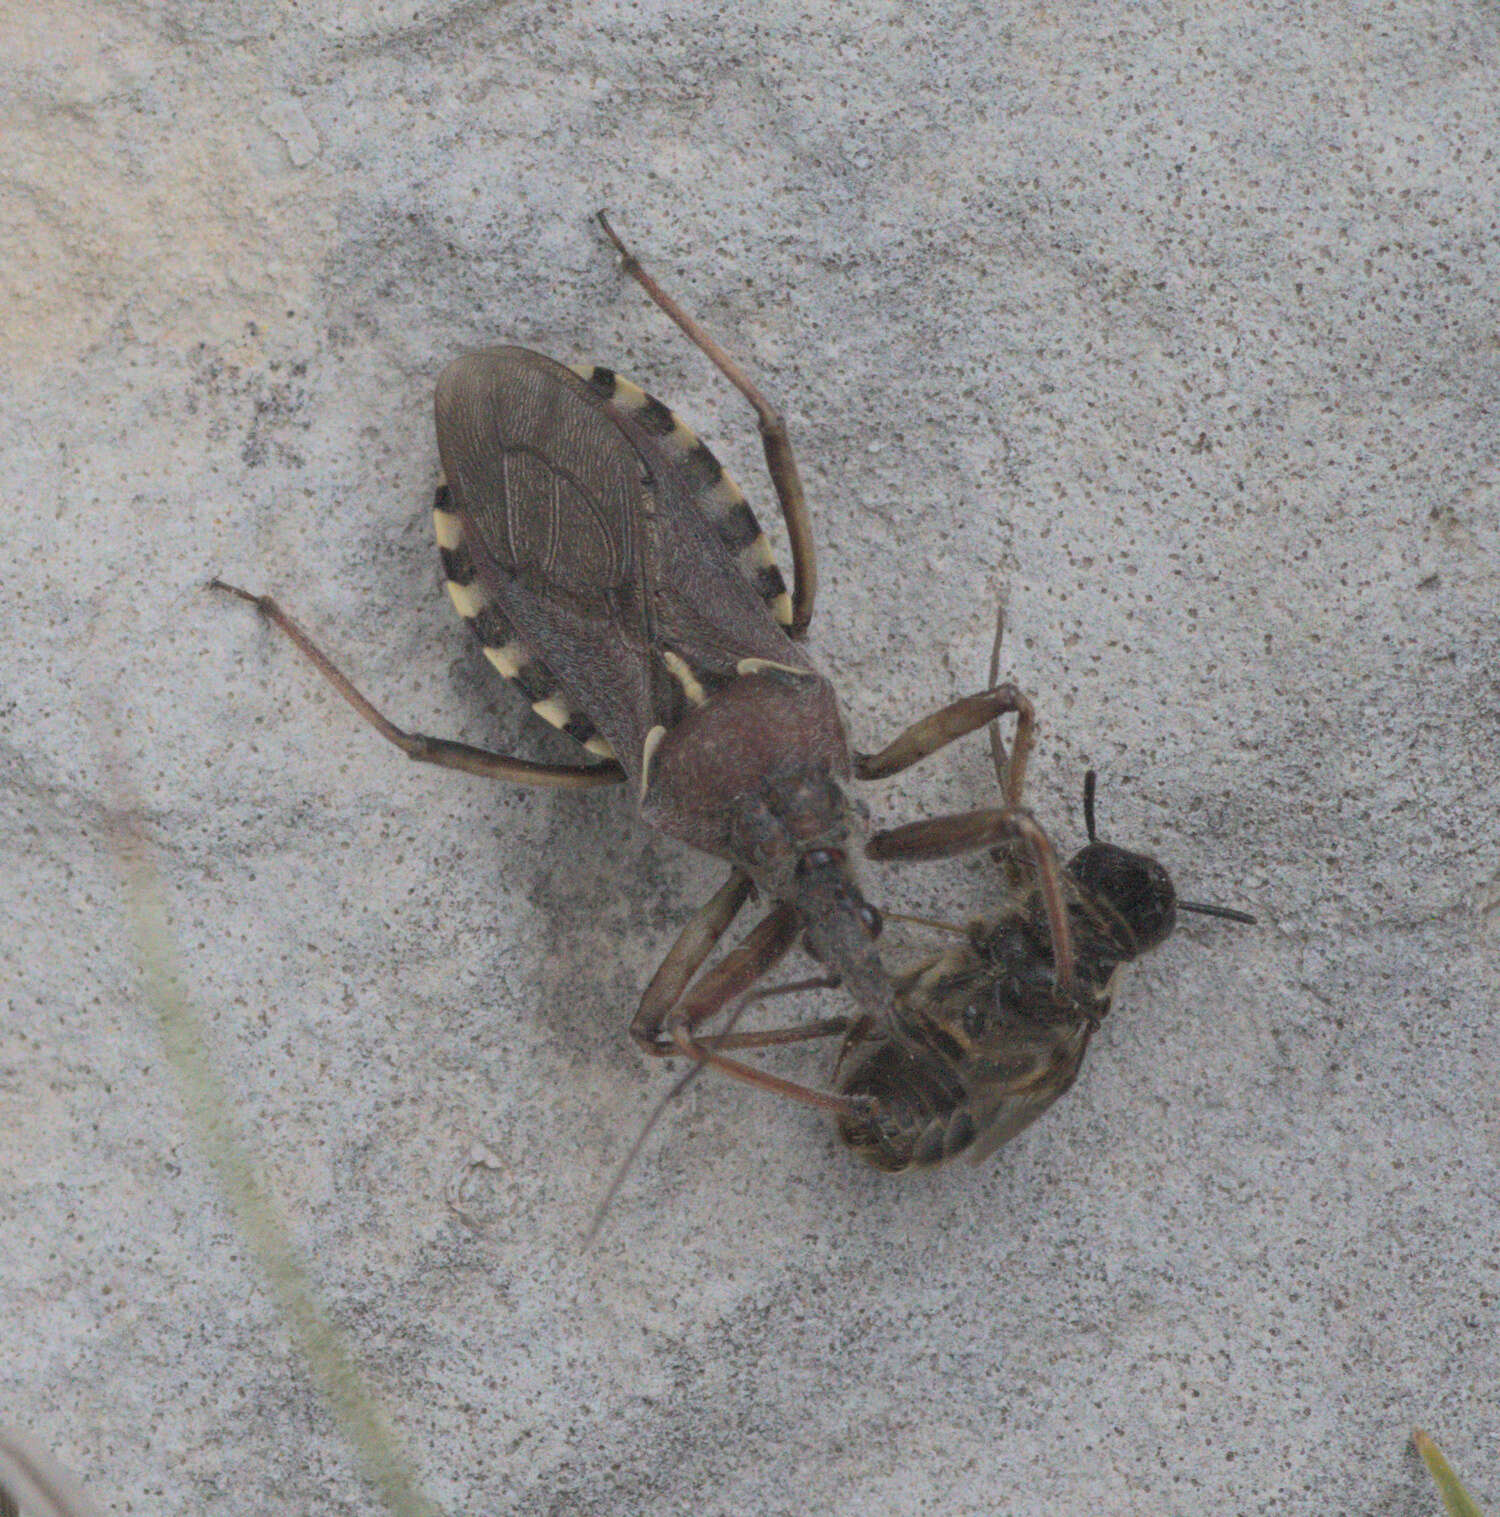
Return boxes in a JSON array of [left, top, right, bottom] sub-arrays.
[[3, 2, 1497, 1514]]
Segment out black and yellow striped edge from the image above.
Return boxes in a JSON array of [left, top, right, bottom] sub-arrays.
[[432, 482, 617, 760], [431, 363, 795, 762], [569, 364, 794, 629]]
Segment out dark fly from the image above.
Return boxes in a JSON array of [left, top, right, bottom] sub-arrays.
[[839, 767, 1254, 1170]]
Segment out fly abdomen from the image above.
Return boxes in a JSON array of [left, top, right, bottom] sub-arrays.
[[836, 1039, 974, 1172]]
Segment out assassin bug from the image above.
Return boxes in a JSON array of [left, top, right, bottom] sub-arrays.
[[213, 214, 1074, 1121], [837, 663, 1255, 1171]]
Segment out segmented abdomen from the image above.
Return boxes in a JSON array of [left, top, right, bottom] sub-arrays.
[[568, 365, 792, 629]]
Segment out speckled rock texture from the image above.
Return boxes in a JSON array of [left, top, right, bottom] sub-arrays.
[[3, 3, 1497, 1514]]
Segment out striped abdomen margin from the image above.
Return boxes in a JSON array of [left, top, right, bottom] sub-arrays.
[[432, 365, 793, 760]]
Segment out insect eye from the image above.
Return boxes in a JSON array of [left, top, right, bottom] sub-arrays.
[[858, 901, 883, 938]]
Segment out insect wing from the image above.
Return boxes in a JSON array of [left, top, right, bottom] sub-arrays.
[[435, 348, 655, 764], [960, 1021, 1093, 1164], [434, 348, 805, 783]]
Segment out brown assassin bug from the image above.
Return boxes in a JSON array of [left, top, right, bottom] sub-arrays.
[[213, 214, 1075, 1122], [836, 623, 1255, 1170]]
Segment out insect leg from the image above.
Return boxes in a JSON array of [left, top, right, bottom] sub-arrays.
[[596, 211, 817, 639], [855, 684, 1035, 807], [632, 876, 849, 1054], [867, 806, 1048, 862], [211, 581, 625, 789], [867, 807, 1076, 996], [631, 869, 756, 1049], [983, 606, 1032, 809], [696, 1018, 851, 1051], [659, 903, 862, 1115], [693, 976, 849, 1051]]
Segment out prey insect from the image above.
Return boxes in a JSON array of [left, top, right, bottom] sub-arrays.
[[839, 733, 1256, 1171], [213, 213, 1071, 1120]]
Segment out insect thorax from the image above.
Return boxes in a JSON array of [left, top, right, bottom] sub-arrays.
[[640, 669, 854, 870]]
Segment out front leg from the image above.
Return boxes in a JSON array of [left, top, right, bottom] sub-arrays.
[[633, 874, 852, 1056], [633, 890, 861, 1115], [665, 905, 861, 1115], [631, 870, 756, 1049], [867, 806, 1077, 997], [855, 683, 1034, 806]]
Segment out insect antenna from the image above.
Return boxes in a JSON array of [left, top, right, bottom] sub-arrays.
[[583, 1060, 706, 1248], [1178, 899, 1257, 925], [583, 973, 843, 1246]]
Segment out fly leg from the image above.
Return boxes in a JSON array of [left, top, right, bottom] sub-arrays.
[[212, 581, 625, 788], [597, 211, 818, 639]]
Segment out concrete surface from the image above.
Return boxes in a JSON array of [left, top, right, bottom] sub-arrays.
[[3, 2, 1497, 1514]]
